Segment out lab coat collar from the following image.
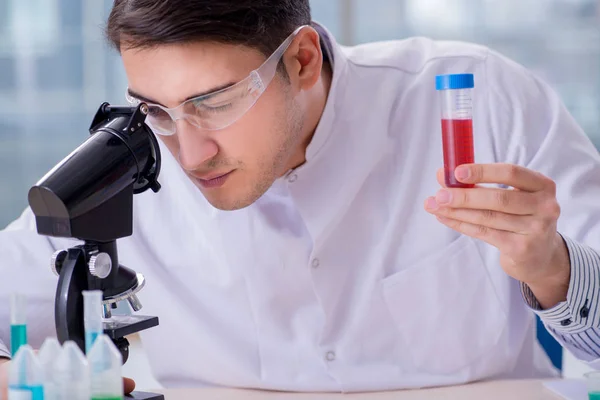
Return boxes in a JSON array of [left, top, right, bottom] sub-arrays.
[[277, 21, 347, 186], [304, 21, 348, 163]]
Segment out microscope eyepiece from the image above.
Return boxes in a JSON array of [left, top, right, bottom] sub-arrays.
[[27, 103, 161, 242]]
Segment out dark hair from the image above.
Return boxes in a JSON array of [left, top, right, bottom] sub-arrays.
[[106, 0, 312, 57]]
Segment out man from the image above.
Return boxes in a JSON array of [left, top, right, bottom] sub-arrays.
[[1, 0, 600, 394]]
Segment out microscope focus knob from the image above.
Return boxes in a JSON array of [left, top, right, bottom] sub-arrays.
[[89, 252, 113, 279], [51, 250, 68, 276]]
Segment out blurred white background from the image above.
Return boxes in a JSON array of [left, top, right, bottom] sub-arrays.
[[1, 0, 599, 227], [0, 0, 599, 389]]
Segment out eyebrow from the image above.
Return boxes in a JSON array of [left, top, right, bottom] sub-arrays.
[[127, 82, 236, 107]]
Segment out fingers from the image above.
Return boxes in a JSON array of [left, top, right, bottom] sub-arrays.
[[435, 215, 511, 249], [0, 359, 9, 400], [425, 199, 532, 234], [124, 377, 136, 395], [426, 188, 538, 215], [436, 167, 447, 188], [454, 163, 552, 192]]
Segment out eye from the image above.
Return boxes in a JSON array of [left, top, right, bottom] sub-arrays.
[[196, 103, 233, 114], [147, 106, 168, 119]]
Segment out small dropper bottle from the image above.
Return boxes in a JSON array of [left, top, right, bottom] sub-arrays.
[[53, 341, 90, 400], [88, 334, 124, 400], [8, 345, 44, 400], [37, 338, 62, 400]]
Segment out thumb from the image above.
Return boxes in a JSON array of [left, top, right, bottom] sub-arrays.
[[124, 377, 136, 395]]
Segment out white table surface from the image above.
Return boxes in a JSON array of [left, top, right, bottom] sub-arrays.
[[152, 379, 567, 400]]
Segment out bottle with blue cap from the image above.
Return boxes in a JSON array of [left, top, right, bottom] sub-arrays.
[[435, 73, 476, 188]]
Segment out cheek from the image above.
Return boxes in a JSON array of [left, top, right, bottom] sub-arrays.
[[244, 89, 290, 144], [159, 135, 180, 159], [221, 96, 284, 156]]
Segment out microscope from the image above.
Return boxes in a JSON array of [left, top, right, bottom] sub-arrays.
[[27, 103, 164, 400]]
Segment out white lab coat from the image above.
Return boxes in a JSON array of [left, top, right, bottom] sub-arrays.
[[2, 23, 600, 392]]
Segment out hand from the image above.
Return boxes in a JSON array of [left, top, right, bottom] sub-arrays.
[[124, 376, 136, 395], [1, 357, 8, 399], [0, 357, 136, 397], [424, 163, 570, 309]]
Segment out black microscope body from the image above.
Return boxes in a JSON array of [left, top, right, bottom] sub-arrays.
[[27, 103, 164, 400]]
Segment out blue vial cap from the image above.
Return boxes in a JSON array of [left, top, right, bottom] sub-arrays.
[[436, 74, 474, 90]]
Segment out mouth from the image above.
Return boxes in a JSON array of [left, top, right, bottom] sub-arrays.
[[192, 170, 235, 189]]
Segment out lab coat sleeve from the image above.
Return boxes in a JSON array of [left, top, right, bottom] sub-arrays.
[[0, 207, 79, 358], [482, 51, 600, 365]]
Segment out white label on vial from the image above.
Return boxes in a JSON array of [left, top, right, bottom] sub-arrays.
[[8, 389, 31, 400]]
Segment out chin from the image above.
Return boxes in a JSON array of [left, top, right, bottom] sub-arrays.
[[205, 195, 252, 211], [193, 183, 256, 211], [189, 171, 275, 211]]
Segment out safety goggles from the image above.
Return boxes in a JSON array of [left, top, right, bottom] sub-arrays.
[[125, 26, 307, 136]]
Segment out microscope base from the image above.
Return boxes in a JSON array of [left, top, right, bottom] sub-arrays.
[[126, 391, 165, 400]]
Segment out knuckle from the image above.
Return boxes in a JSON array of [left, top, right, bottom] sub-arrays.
[[472, 165, 484, 181], [475, 224, 489, 237], [541, 199, 561, 219], [506, 164, 520, 180], [530, 191, 544, 207], [554, 202, 562, 219], [550, 203, 561, 220], [457, 190, 469, 207], [545, 177, 557, 194], [495, 191, 510, 208], [437, 206, 450, 216], [447, 219, 460, 229], [480, 209, 496, 223]]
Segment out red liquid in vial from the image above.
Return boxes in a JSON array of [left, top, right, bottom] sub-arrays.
[[441, 119, 475, 188]]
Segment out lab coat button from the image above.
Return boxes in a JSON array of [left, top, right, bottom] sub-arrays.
[[288, 174, 298, 183], [560, 318, 572, 326], [325, 351, 336, 361], [311, 258, 320, 268]]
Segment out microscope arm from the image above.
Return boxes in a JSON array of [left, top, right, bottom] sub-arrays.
[[54, 246, 87, 352]]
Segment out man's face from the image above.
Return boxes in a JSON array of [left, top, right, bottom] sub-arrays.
[[121, 41, 304, 210]]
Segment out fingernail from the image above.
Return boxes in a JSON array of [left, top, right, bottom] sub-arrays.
[[425, 197, 438, 210], [455, 166, 470, 181], [436, 190, 452, 204]]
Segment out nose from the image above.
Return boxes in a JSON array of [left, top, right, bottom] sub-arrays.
[[175, 120, 219, 171]]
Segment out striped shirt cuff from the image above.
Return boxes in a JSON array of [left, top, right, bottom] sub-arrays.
[[521, 234, 600, 334]]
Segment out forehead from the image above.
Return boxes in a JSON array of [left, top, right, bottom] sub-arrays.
[[121, 41, 265, 107]]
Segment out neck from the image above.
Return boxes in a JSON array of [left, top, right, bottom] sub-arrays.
[[283, 61, 333, 173]]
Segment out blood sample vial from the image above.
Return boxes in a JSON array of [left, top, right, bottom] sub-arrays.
[[435, 73, 475, 188]]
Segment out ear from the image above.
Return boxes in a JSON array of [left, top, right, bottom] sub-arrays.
[[283, 27, 323, 91]]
